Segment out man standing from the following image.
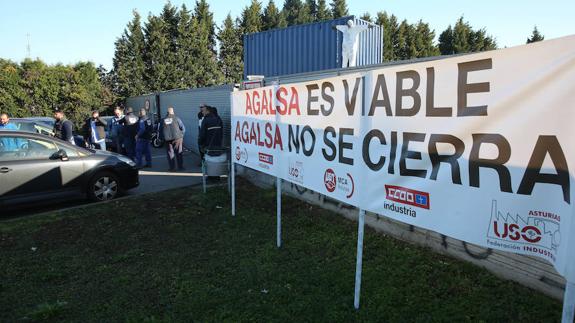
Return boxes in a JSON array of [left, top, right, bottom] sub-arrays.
[[135, 108, 153, 168], [0, 113, 19, 151], [160, 106, 186, 171], [122, 107, 139, 160], [83, 110, 107, 150], [198, 106, 223, 154], [108, 107, 125, 153], [53, 108, 75, 145], [333, 20, 372, 68]]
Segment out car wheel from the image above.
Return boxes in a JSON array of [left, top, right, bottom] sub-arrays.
[[88, 171, 120, 202]]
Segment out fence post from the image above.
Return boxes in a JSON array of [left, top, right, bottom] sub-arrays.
[[354, 209, 366, 309]]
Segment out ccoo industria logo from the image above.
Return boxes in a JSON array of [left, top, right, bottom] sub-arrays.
[[258, 152, 274, 165], [385, 185, 430, 209]]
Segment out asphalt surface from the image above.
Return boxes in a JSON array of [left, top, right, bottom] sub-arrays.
[[3, 148, 206, 219]]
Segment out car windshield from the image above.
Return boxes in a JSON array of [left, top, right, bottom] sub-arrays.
[[12, 121, 37, 133]]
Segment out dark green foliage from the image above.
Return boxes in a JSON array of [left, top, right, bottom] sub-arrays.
[[262, 0, 281, 30], [219, 14, 244, 83], [438, 16, 497, 55], [175, 4, 197, 88], [527, 26, 544, 44], [0, 182, 562, 321], [112, 10, 146, 98], [305, 0, 318, 21], [0, 59, 107, 127], [194, 0, 217, 52], [315, 0, 331, 21], [376, 12, 438, 61], [240, 0, 263, 34], [143, 15, 170, 92], [282, 0, 310, 26], [330, 0, 348, 19], [360, 12, 372, 23]]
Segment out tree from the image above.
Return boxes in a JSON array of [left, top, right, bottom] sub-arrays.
[[330, 0, 348, 19], [262, 0, 281, 30], [414, 20, 439, 58], [112, 10, 146, 98], [143, 14, 170, 92], [316, 0, 331, 21], [194, 0, 217, 52], [176, 4, 197, 88], [360, 12, 372, 23], [282, 0, 307, 26], [218, 14, 244, 83], [191, 16, 224, 87], [376, 11, 398, 61], [527, 26, 544, 44], [240, 0, 263, 34], [438, 16, 496, 55], [160, 2, 181, 89], [305, 0, 317, 21]]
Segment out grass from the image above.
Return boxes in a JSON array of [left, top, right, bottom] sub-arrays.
[[0, 179, 562, 322]]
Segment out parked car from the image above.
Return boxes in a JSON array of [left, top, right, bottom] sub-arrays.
[[0, 130, 139, 206]]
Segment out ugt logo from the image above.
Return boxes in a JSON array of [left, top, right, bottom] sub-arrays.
[[324, 168, 336, 193]]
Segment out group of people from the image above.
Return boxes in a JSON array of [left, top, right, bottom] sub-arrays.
[[1, 103, 224, 171], [52, 104, 223, 171]]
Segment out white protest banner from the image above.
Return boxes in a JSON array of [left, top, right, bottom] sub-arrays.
[[231, 35, 575, 283]]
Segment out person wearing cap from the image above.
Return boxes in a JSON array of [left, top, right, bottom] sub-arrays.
[[135, 108, 153, 168], [53, 108, 75, 145], [160, 106, 186, 171], [82, 110, 107, 150], [121, 107, 139, 160]]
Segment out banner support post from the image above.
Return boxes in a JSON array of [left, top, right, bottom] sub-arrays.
[[277, 177, 282, 248], [562, 281, 575, 323], [231, 161, 236, 217], [354, 209, 366, 309]]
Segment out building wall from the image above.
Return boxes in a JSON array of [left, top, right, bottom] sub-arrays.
[[157, 84, 234, 154]]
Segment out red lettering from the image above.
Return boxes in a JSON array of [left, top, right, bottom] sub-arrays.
[[241, 121, 249, 142], [253, 91, 260, 115], [508, 223, 520, 241], [262, 90, 269, 115], [265, 123, 273, 148], [288, 87, 300, 115], [276, 87, 288, 115], [245, 93, 253, 115], [274, 125, 283, 150], [234, 121, 241, 141]]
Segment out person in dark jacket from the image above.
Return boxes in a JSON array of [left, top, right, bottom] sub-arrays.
[[121, 107, 139, 160], [108, 106, 125, 153], [160, 106, 186, 171], [198, 106, 223, 156], [135, 108, 153, 168], [53, 108, 75, 145], [82, 110, 107, 150]]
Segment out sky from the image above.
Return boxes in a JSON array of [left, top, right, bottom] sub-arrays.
[[0, 0, 573, 70]]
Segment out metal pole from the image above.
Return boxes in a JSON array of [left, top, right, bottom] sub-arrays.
[[562, 281, 575, 323], [276, 177, 282, 248], [231, 162, 236, 217], [354, 209, 366, 309]]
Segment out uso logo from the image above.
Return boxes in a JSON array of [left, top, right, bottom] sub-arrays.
[[324, 169, 336, 192], [385, 185, 430, 209]]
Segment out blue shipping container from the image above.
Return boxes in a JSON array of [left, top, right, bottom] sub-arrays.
[[243, 16, 382, 79]]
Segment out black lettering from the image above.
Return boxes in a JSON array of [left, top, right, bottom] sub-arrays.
[[339, 128, 354, 165], [396, 70, 421, 117], [362, 129, 386, 171], [426, 67, 452, 117], [388, 131, 397, 174], [288, 125, 300, 153], [518, 136, 570, 204], [399, 132, 427, 178], [343, 77, 361, 116], [322, 126, 337, 161], [428, 134, 464, 184], [306, 84, 320, 116], [301, 125, 316, 157], [469, 134, 512, 193], [368, 74, 392, 116], [457, 59, 492, 117], [321, 82, 335, 116]]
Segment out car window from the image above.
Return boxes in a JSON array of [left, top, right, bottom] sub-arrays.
[[13, 122, 36, 133], [0, 136, 58, 161]]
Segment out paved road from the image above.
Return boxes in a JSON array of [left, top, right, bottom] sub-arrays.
[[3, 148, 206, 218]]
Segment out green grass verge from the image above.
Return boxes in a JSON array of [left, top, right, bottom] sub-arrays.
[[0, 180, 561, 322]]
